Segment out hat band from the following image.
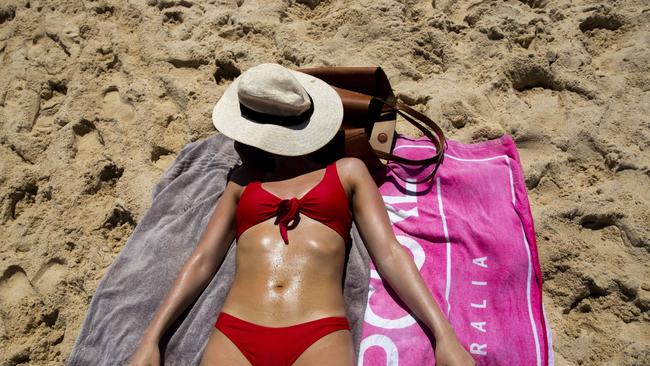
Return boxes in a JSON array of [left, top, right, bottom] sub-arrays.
[[239, 93, 315, 126]]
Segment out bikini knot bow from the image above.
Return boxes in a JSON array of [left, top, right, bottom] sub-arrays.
[[276, 197, 300, 244]]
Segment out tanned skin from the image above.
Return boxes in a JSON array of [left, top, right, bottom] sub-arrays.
[[128, 152, 475, 366]]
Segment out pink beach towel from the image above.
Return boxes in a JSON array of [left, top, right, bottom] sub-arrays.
[[358, 134, 554, 365]]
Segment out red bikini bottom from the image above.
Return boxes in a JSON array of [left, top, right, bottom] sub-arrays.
[[214, 311, 351, 366]]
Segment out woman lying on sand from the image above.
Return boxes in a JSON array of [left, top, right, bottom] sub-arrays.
[[128, 63, 474, 366]]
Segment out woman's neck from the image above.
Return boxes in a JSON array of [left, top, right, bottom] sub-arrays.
[[264, 154, 324, 180]]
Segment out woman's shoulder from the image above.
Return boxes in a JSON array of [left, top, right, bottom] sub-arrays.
[[333, 157, 370, 191], [334, 157, 368, 175]]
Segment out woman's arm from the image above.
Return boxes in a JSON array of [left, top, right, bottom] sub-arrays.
[[136, 180, 239, 343], [341, 157, 475, 365]]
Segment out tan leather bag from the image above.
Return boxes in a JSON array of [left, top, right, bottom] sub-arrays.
[[298, 66, 446, 183]]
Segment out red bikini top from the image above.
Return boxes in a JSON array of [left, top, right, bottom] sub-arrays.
[[235, 162, 352, 245]]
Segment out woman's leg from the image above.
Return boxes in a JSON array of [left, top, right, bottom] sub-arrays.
[[199, 328, 251, 366], [292, 329, 355, 366]]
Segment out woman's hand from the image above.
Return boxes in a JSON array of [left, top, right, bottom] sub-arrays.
[[127, 338, 161, 366], [434, 328, 476, 366]]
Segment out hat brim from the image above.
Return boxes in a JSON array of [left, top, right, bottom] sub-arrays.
[[212, 68, 343, 156]]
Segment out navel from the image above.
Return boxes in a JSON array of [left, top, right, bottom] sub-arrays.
[[269, 281, 287, 291]]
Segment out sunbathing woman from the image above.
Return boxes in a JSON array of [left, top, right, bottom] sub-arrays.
[[128, 63, 475, 366]]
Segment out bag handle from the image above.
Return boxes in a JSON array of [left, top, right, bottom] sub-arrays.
[[372, 98, 447, 184], [298, 66, 446, 183]]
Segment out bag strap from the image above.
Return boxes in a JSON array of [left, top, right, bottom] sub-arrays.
[[372, 98, 447, 184]]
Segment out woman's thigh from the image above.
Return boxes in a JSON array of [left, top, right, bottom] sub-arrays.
[[199, 328, 251, 366], [293, 329, 355, 366]]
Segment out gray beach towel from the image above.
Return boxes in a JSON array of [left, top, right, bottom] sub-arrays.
[[66, 133, 371, 365]]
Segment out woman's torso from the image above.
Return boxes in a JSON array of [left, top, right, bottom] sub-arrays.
[[220, 159, 353, 326]]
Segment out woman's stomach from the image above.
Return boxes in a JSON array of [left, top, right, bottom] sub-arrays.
[[221, 218, 349, 326]]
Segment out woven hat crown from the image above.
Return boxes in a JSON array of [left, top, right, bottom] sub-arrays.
[[237, 63, 311, 117]]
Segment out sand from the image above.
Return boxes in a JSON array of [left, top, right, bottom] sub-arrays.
[[0, 0, 648, 365]]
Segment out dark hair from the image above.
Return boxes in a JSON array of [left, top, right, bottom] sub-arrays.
[[233, 141, 274, 168], [233, 132, 345, 171]]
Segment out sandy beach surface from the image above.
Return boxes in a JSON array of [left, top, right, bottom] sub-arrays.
[[0, 0, 648, 365]]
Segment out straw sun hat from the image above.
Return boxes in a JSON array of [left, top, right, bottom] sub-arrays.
[[212, 63, 344, 156]]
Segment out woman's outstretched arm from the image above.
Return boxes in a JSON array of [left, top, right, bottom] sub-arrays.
[[340, 157, 475, 366], [128, 180, 240, 366]]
